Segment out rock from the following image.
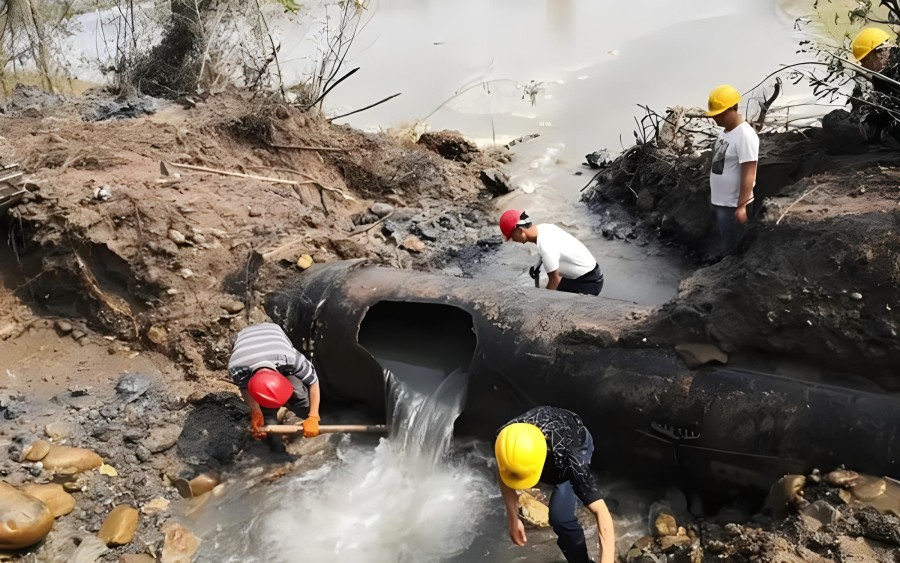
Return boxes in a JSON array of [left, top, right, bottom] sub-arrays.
[[21, 483, 76, 517], [654, 512, 678, 537], [417, 130, 479, 162], [850, 475, 887, 500], [162, 522, 201, 563], [836, 535, 882, 562], [192, 233, 207, 245], [370, 202, 394, 218], [99, 464, 118, 476], [141, 497, 170, 515], [674, 342, 728, 370], [98, 505, 139, 546], [71, 535, 108, 563], [45, 420, 75, 441], [825, 468, 860, 487], [222, 300, 245, 314], [248, 207, 263, 217], [40, 444, 103, 474], [517, 491, 549, 527], [55, 320, 73, 335], [659, 534, 692, 552], [142, 423, 182, 453], [116, 373, 151, 403], [297, 254, 314, 270], [401, 235, 426, 253], [72, 329, 86, 341], [800, 500, 841, 532], [189, 473, 221, 496], [23, 439, 51, 462], [765, 474, 806, 519], [147, 325, 168, 345], [0, 481, 54, 549], [121, 555, 156, 563], [167, 228, 187, 245], [850, 292, 863, 301], [479, 168, 512, 196]]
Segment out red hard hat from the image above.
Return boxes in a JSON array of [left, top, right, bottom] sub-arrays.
[[499, 209, 524, 240], [247, 368, 293, 409]]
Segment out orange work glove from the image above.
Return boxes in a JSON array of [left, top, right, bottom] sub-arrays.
[[250, 410, 267, 439], [302, 415, 320, 438]]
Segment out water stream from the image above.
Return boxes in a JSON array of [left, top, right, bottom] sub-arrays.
[[188, 369, 502, 562]]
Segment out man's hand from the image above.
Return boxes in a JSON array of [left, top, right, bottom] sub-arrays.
[[250, 409, 267, 439], [508, 517, 527, 546], [734, 205, 748, 225], [303, 415, 320, 438]]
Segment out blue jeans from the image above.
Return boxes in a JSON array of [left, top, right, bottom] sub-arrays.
[[548, 431, 595, 563]]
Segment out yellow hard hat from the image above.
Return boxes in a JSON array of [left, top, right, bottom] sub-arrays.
[[495, 423, 547, 490], [705, 84, 741, 117], [852, 27, 891, 61]]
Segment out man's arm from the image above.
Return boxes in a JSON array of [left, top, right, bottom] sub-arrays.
[[586, 499, 615, 563], [240, 388, 266, 438], [499, 479, 527, 546], [307, 381, 321, 418], [546, 269, 563, 291], [735, 161, 757, 224]]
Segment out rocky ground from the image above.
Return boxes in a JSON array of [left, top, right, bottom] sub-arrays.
[[1, 85, 899, 562]]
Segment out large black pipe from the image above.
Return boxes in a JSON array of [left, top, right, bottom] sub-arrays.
[[266, 261, 900, 491]]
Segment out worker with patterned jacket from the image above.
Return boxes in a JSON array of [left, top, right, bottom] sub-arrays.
[[494, 406, 615, 563], [228, 322, 321, 452]]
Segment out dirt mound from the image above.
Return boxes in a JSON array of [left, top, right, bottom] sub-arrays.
[[583, 118, 900, 380], [0, 92, 502, 380]]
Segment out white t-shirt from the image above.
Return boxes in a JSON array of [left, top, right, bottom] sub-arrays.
[[536, 224, 596, 279], [709, 121, 759, 207]]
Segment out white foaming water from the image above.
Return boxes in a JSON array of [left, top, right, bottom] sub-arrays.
[[190, 369, 497, 563]]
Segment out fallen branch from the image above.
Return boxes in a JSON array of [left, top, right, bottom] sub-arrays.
[[329, 92, 401, 121], [268, 144, 346, 152], [776, 184, 824, 225], [242, 164, 357, 202], [161, 161, 304, 185]]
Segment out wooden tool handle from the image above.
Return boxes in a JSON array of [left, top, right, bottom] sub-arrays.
[[263, 424, 389, 434]]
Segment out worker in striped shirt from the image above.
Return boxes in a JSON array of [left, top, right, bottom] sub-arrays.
[[228, 322, 321, 452]]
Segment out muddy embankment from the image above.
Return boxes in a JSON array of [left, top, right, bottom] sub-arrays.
[[582, 110, 900, 383], [0, 87, 512, 560]]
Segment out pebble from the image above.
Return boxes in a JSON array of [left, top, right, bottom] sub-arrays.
[[191, 233, 207, 245], [248, 208, 262, 217], [825, 468, 860, 487], [71, 329, 86, 341], [121, 554, 156, 563], [28, 462, 43, 476], [147, 325, 168, 345], [141, 423, 182, 454], [55, 320, 73, 335], [167, 228, 187, 245], [179, 268, 194, 279], [45, 420, 74, 441], [654, 513, 678, 537], [222, 300, 245, 314], [21, 483, 76, 517], [0, 481, 54, 549], [98, 505, 139, 547], [370, 202, 394, 218], [401, 235, 426, 253], [141, 497, 170, 516], [40, 444, 103, 474], [162, 522, 201, 563], [23, 439, 51, 462], [116, 373, 151, 402], [188, 473, 221, 497], [850, 292, 863, 301], [297, 254, 314, 270]]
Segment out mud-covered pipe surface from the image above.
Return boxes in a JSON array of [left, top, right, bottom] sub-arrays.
[[266, 261, 900, 491]]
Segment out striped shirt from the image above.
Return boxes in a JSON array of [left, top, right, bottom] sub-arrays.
[[227, 323, 318, 389]]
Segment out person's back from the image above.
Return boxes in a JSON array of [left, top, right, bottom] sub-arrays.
[[535, 224, 597, 280]]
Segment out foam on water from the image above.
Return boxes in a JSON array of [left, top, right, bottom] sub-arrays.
[[191, 369, 496, 563]]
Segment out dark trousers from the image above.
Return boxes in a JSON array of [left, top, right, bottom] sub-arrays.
[[557, 264, 604, 296], [548, 431, 595, 563], [712, 202, 757, 254]]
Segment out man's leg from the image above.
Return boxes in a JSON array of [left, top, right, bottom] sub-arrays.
[[713, 205, 740, 254], [549, 481, 592, 563]]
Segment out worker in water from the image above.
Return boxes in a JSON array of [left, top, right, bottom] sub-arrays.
[[228, 322, 321, 452], [499, 210, 604, 296], [705, 84, 760, 254], [495, 406, 615, 563], [849, 27, 900, 143]]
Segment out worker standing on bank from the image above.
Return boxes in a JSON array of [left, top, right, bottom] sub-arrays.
[[705, 84, 760, 254], [228, 322, 321, 452], [849, 27, 900, 143], [499, 210, 604, 296], [495, 406, 615, 563]]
